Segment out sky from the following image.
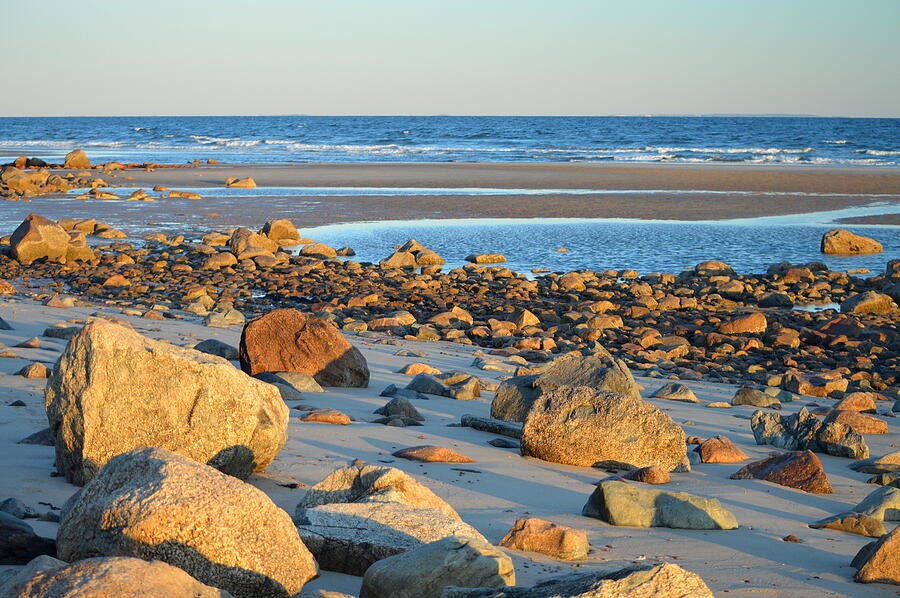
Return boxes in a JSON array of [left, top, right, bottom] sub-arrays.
[[2, 0, 899, 117]]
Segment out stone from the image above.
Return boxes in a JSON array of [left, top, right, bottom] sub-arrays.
[[821, 228, 883, 255], [57, 447, 317, 598], [360, 536, 515, 598], [620, 466, 670, 484], [15, 363, 48, 379], [718, 312, 767, 334], [439, 563, 714, 598], [296, 462, 460, 519], [0, 512, 56, 565], [397, 362, 441, 376], [465, 254, 506, 264], [262, 219, 301, 244], [650, 382, 698, 403], [63, 149, 90, 169], [694, 260, 735, 276], [730, 450, 832, 493], [295, 501, 486, 575], [811, 485, 900, 537], [228, 227, 277, 258], [380, 251, 417, 268], [498, 518, 588, 561], [45, 321, 288, 485], [393, 446, 475, 463], [696, 435, 749, 464], [0, 556, 233, 597], [520, 386, 690, 472], [240, 308, 369, 387], [823, 410, 887, 435], [375, 397, 424, 421], [851, 451, 900, 474], [751, 407, 869, 459], [226, 176, 256, 188], [193, 338, 240, 360], [841, 291, 897, 315], [732, 386, 780, 408], [406, 372, 481, 401], [300, 408, 351, 425], [853, 525, 900, 585], [492, 353, 640, 422], [300, 243, 338, 259], [835, 392, 878, 413], [582, 479, 737, 530], [9, 214, 70, 265]]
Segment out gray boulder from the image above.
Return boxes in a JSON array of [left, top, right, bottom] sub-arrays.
[[650, 382, 699, 403], [810, 485, 900, 537], [732, 387, 780, 408], [751, 408, 868, 459]]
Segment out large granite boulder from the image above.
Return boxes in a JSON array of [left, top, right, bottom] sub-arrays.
[[498, 517, 589, 561], [240, 308, 369, 387], [821, 229, 883, 255], [841, 291, 897, 315], [360, 536, 515, 598], [810, 485, 900, 537], [0, 556, 232, 597], [262, 219, 301, 245], [9, 214, 70, 265], [45, 321, 288, 485], [491, 352, 640, 422], [520, 386, 689, 472], [853, 525, 900, 585], [439, 563, 714, 598], [57, 447, 317, 598], [750, 408, 868, 460], [730, 450, 832, 493], [63, 149, 90, 169], [583, 479, 738, 530]]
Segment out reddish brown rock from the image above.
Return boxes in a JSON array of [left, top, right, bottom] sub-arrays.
[[300, 408, 351, 425], [730, 450, 832, 494], [499, 517, 589, 560], [835, 392, 878, 413], [824, 410, 888, 435], [696, 435, 749, 464], [718, 312, 767, 335], [621, 465, 670, 484], [392, 445, 475, 463], [240, 308, 369, 387]]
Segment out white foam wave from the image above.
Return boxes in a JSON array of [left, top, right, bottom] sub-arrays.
[[855, 149, 900, 156], [823, 139, 849, 144]]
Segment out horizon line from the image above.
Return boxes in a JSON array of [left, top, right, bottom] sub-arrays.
[[2, 113, 900, 119]]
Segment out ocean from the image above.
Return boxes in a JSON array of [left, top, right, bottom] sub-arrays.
[[1, 115, 899, 166]]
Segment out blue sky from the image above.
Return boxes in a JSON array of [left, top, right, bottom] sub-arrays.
[[2, 0, 898, 117]]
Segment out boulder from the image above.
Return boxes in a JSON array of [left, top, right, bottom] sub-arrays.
[[751, 408, 869, 459], [811, 485, 900, 537], [696, 435, 749, 464], [0, 556, 232, 597], [851, 451, 900, 474], [732, 387, 780, 408], [823, 410, 887, 435], [300, 243, 338, 259], [380, 251, 417, 268], [374, 397, 424, 421], [439, 563, 714, 598], [393, 446, 475, 463], [228, 228, 277, 259], [491, 352, 640, 422], [694, 261, 735, 276], [360, 536, 515, 598], [841, 291, 897, 315], [295, 501, 486, 575], [226, 177, 256, 188], [465, 254, 506, 264], [582, 479, 737, 529], [498, 518, 588, 561], [718, 312, 766, 334], [650, 382, 698, 403], [0, 512, 56, 565], [821, 229, 883, 255], [57, 448, 317, 598], [193, 338, 240, 360], [621, 465, 671, 484], [730, 450, 832, 493], [853, 525, 900, 584], [9, 214, 70, 265], [45, 321, 288, 485], [240, 308, 369, 387], [520, 386, 690, 472], [262, 219, 301, 244], [63, 149, 90, 169]]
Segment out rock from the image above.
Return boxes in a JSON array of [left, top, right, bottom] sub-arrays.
[[823, 410, 887, 435], [228, 227, 278, 258], [300, 243, 338, 259], [262, 219, 301, 244], [226, 176, 256, 188], [853, 525, 900, 584], [15, 363, 48, 379], [465, 254, 506, 264], [835, 392, 878, 413], [759, 291, 793, 308], [202, 252, 238, 269], [0, 556, 233, 597], [360, 536, 515, 598], [821, 228, 883, 255], [256, 371, 324, 393], [240, 308, 369, 387], [782, 371, 848, 398], [498, 518, 588, 561], [694, 261, 735, 276], [295, 501, 486, 576], [439, 563, 714, 598], [300, 408, 351, 425], [374, 397, 424, 421], [193, 338, 240, 360], [406, 372, 481, 400], [380, 251, 417, 268], [730, 450, 832, 493], [9, 214, 70, 265], [415, 249, 445, 266], [520, 386, 689, 472], [582, 479, 737, 529], [751, 407, 869, 459], [57, 447, 317, 598], [696, 435, 749, 464], [63, 149, 90, 169], [841, 291, 897, 315], [732, 386, 780, 408], [204, 309, 246, 328], [296, 462, 460, 519], [492, 353, 640, 422], [811, 485, 900, 537], [0, 512, 56, 565], [0, 498, 35, 520], [851, 451, 900, 474], [718, 312, 767, 334], [397, 362, 441, 376], [650, 382, 698, 403], [393, 446, 475, 463], [45, 321, 288, 485]]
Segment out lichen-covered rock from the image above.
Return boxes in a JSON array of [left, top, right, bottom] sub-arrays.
[[521, 386, 689, 472], [45, 321, 288, 485], [360, 536, 515, 598], [240, 308, 369, 387], [0, 556, 233, 597], [57, 448, 317, 598]]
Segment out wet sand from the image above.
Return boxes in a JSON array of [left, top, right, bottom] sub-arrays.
[[68, 162, 900, 226]]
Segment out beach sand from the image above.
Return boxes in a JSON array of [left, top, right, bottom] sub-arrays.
[[1, 295, 896, 597], [16, 162, 896, 229]]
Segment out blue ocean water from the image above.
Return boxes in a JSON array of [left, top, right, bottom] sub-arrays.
[[1, 115, 899, 166]]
